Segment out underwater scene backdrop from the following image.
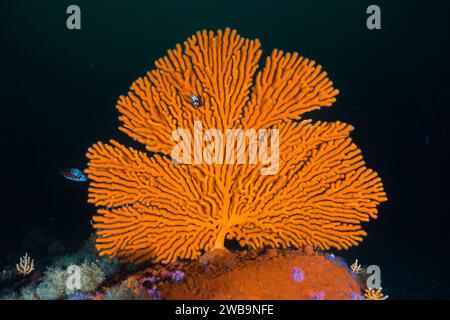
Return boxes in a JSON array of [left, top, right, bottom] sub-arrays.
[[0, 0, 449, 300]]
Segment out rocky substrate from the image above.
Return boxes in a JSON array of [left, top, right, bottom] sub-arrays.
[[111, 248, 364, 300]]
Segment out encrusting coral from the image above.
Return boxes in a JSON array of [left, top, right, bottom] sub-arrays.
[[86, 28, 387, 264], [159, 249, 362, 300]]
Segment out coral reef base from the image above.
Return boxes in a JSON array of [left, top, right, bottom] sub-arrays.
[[1, 244, 364, 300], [129, 249, 362, 300]]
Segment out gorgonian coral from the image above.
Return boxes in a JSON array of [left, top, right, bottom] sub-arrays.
[[86, 28, 387, 264]]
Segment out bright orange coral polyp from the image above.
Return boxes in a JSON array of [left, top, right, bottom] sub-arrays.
[[86, 28, 387, 264]]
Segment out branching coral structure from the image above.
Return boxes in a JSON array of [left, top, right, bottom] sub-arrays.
[[86, 28, 387, 264]]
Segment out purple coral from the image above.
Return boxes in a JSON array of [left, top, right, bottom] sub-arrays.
[[291, 267, 305, 283], [171, 270, 185, 282], [311, 291, 325, 300], [147, 286, 161, 300]]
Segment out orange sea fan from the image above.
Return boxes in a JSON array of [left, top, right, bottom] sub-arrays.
[[86, 28, 387, 264]]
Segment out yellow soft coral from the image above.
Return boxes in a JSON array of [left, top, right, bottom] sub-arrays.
[[86, 28, 387, 264], [364, 288, 389, 300]]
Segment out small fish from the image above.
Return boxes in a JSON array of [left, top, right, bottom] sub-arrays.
[[62, 168, 87, 182], [190, 94, 202, 109]]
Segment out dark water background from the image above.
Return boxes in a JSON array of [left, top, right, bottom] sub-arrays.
[[0, 0, 449, 299]]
